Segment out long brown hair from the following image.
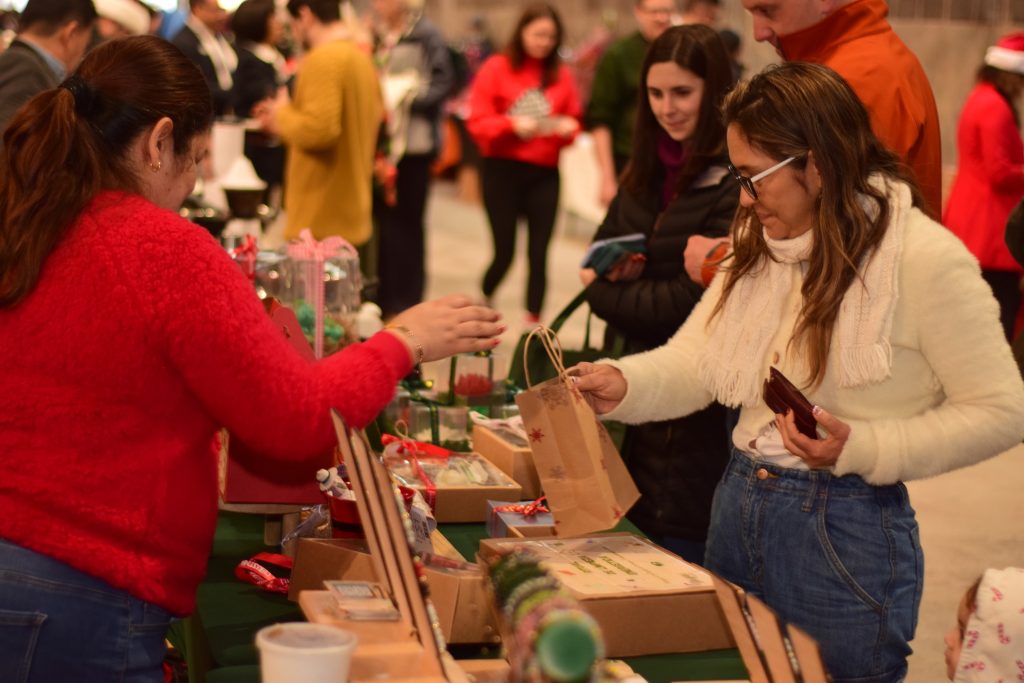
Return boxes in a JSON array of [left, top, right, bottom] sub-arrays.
[[505, 2, 563, 88], [715, 62, 923, 388], [0, 35, 213, 308], [620, 24, 735, 198]]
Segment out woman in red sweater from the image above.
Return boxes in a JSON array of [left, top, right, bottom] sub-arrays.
[[944, 33, 1024, 340], [0, 36, 501, 682], [467, 2, 581, 324]]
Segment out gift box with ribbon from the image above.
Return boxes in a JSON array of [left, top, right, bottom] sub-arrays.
[[284, 228, 362, 358], [486, 498, 553, 539], [380, 433, 521, 522]]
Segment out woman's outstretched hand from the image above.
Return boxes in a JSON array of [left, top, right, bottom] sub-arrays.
[[569, 362, 627, 415], [388, 295, 504, 363], [774, 405, 851, 468]]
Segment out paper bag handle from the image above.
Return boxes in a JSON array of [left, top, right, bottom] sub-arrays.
[[522, 325, 567, 388]]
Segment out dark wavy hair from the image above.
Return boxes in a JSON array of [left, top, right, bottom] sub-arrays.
[[505, 2, 563, 88], [0, 35, 213, 308], [714, 62, 922, 388], [620, 24, 735, 198]]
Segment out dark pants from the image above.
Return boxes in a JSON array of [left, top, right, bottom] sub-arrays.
[[376, 153, 434, 318], [480, 157, 560, 316], [981, 269, 1021, 341]]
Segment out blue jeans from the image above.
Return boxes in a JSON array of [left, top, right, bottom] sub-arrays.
[[705, 450, 923, 683], [0, 538, 172, 683]]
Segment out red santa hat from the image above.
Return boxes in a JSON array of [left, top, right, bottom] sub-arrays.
[[985, 32, 1024, 75]]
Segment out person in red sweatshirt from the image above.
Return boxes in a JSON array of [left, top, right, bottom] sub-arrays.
[[0, 36, 502, 683], [467, 1, 581, 326], [943, 33, 1024, 341]]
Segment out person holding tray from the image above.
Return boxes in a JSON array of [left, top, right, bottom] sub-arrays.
[[574, 62, 1024, 682], [0, 36, 502, 682], [578, 24, 738, 564]]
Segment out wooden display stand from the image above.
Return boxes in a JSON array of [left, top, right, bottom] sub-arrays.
[[299, 412, 508, 683], [710, 575, 830, 683]]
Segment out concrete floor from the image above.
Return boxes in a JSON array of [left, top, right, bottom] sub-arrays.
[[264, 178, 1024, 681], [418, 181, 1024, 683]]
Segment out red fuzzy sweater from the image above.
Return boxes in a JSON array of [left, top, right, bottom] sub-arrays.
[[0, 192, 411, 615]]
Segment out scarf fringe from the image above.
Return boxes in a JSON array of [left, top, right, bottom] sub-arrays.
[[838, 342, 893, 387], [698, 356, 762, 408]]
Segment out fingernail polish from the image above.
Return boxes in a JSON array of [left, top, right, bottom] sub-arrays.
[[812, 405, 822, 416]]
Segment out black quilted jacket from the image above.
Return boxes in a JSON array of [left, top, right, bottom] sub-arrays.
[[584, 158, 737, 542]]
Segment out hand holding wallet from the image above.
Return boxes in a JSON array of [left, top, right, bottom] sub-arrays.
[[762, 367, 819, 440]]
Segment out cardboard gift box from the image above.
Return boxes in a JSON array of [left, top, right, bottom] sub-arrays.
[[382, 440, 523, 523], [289, 535, 499, 644], [486, 500, 554, 539], [472, 425, 541, 499], [478, 532, 733, 657]]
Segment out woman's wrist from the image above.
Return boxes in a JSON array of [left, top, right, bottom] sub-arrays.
[[384, 324, 425, 365]]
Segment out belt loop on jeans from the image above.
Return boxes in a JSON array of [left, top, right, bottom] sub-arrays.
[[802, 470, 823, 512]]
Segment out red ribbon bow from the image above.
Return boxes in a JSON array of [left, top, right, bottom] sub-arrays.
[[230, 234, 258, 281], [494, 496, 549, 517], [382, 433, 454, 511]]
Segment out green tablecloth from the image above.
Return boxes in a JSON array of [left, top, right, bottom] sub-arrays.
[[180, 512, 746, 683]]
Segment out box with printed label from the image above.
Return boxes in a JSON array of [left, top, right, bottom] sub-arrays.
[[478, 532, 733, 657]]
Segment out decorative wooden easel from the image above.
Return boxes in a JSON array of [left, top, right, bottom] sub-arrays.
[[300, 412, 505, 683], [710, 575, 830, 683]]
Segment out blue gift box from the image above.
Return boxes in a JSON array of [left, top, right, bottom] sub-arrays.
[[486, 499, 555, 538]]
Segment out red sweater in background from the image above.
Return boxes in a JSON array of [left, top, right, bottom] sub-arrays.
[[778, 0, 943, 217], [467, 54, 581, 168], [0, 192, 411, 615]]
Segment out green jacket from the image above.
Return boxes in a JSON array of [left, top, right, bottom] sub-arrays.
[[585, 32, 649, 161]]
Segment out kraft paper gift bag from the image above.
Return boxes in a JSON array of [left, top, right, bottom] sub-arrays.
[[514, 326, 640, 537]]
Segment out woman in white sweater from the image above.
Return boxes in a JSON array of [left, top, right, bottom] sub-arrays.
[[575, 63, 1024, 683]]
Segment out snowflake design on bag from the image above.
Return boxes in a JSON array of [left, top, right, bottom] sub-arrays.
[[529, 428, 545, 444], [999, 622, 1011, 644], [540, 383, 570, 408], [993, 587, 1005, 601], [548, 465, 567, 481]]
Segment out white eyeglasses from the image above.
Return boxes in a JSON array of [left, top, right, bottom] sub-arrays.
[[727, 156, 798, 200]]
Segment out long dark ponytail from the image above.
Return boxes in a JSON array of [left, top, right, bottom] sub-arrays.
[[0, 35, 213, 307]]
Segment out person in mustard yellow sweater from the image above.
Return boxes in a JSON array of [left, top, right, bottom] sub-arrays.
[[257, 0, 381, 245]]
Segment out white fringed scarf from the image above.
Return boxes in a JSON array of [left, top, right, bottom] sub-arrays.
[[698, 176, 909, 407]]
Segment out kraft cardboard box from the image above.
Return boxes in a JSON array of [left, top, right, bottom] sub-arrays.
[[472, 425, 541, 499], [478, 532, 733, 658], [400, 458, 522, 523], [288, 536, 499, 643]]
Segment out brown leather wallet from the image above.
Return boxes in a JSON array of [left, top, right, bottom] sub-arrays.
[[762, 366, 819, 440]]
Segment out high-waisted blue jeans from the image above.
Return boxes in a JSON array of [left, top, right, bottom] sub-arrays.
[[0, 538, 171, 683], [705, 449, 924, 683]]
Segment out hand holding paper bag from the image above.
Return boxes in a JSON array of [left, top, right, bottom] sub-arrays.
[[570, 362, 628, 415], [514, 327, 639, 538]]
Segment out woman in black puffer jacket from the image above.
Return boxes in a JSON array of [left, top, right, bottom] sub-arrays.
[[580, 24, 737, 564]]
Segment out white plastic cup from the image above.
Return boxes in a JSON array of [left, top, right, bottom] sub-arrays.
[[256, 622, 358, 683]]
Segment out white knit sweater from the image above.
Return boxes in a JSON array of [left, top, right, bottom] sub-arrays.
[[602, 205, 1024, 485]]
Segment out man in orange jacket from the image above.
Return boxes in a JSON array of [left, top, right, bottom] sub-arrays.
[[685, 0, 942, 284]]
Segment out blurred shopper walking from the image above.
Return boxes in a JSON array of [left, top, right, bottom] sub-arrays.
[[944, 33, 1024, 341], [255, 0, 381, 245], [372, 0, 455, 319], [468, 2, 581, 325]]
